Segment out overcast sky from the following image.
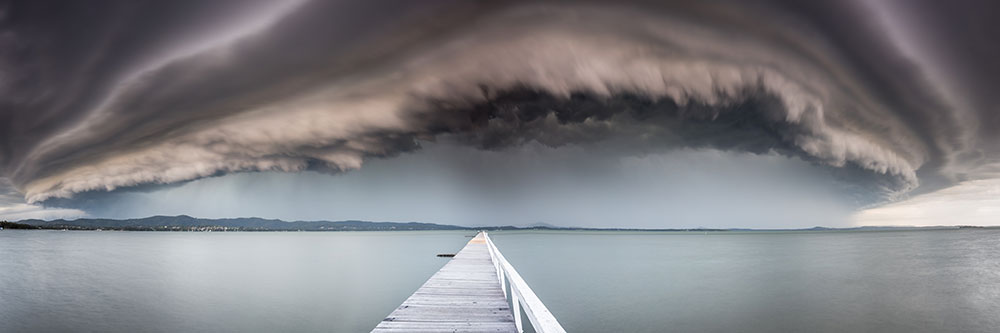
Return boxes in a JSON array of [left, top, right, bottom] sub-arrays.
[[1, 0, 998, 227], [45, 142, 858, 228]]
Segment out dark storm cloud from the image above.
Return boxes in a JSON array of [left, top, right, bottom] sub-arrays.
[[0, 0, 995, 207]]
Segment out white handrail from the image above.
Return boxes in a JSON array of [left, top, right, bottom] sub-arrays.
[[483, 231, 567, 333]]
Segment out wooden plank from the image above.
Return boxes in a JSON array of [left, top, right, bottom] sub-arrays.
[[371, 232, 516, 333]]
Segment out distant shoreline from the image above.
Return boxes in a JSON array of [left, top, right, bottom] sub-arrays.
[[1, 216, 995, 232]]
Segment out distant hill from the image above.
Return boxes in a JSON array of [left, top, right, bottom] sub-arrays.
[[9, 216, 728, 232], [16, 215, 471, 231], [524, 222, 563, 228], [5, 215, 992, 232]]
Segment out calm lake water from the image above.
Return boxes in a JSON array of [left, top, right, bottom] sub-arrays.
[[1, 229, 998, 332]]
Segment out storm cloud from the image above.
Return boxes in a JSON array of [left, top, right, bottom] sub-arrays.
[[1, 0, 997, 221]]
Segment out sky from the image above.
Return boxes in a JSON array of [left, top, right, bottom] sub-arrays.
[[1, 0, 998, 227]]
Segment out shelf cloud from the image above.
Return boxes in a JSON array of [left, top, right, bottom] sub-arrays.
[[1, 0, 997, 222]]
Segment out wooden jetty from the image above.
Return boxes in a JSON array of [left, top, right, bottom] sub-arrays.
[[372, 232, 565, 333]]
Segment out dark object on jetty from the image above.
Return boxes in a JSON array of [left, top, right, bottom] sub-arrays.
[[436, 253, 456, 257]]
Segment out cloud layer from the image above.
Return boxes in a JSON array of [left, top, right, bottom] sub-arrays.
[[2, 0, 997, 215]]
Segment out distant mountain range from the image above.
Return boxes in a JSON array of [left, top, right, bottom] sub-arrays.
[[1, 215, 993, 232], [11, 215, 469, 231]]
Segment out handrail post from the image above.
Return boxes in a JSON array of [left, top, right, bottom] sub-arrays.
[[501, 268, 507, 298], [512, 289, 523, 332]]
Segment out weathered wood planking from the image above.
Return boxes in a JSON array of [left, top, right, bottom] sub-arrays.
[[372, 232, 516, 333]]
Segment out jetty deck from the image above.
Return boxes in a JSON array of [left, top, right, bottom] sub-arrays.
[[372, 231, 565, 333], [372, 232, 516, 332]]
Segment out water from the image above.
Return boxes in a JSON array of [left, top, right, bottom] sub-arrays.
[[2, 229, 998, 332], [0, 231, 470, 333], [491, 230, 1000, 333]]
